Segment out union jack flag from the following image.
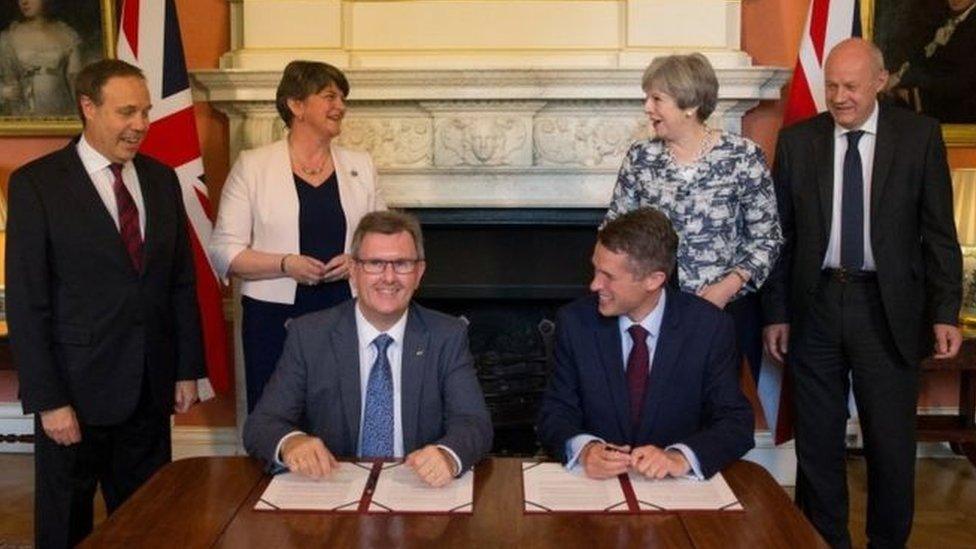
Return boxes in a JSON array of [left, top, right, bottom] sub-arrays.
[[116, 0, 230, 397]]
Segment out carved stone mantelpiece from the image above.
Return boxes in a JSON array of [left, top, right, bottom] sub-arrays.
[[193, 68, 789, 208]]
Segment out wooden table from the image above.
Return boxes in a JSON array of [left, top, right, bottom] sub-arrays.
[[918, 338, 976, 465], [80, 457, 825, 548]]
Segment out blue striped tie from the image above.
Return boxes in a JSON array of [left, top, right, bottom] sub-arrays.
[[361, 334, 394, 458]]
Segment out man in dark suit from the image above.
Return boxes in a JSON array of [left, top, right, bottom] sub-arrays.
[[243, 211, 492, 486], [536, 208, 754, 480], [5, 59, 205, 548], [762, 38, 963, 548]]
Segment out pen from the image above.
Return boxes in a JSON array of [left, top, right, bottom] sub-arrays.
[[604, 445, 630, 455]]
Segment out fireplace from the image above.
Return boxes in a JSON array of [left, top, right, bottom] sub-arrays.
[[411, 208, 602, 456]]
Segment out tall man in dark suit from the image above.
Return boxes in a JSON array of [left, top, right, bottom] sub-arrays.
[[762, 38, 963, 548], [5, 59, 205, 548], [243, 211, 492, 486], [536, 208, 754, 480]]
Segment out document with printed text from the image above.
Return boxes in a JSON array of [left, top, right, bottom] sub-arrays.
[[368, 462, 473, 513], [522, 462, 629, 513], [255, 462, 373, 512]]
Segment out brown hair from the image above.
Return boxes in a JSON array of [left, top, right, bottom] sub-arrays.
[[351, 211, 425, 260], [275, 60, 350, 127], [641, 53, 718, 122], [74, 59, 145, 124], [598, 208, 677, 278]]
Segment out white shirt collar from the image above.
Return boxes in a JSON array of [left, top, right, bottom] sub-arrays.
[[618, 288, 667, 338], [355, 302, 409, 350], [833, 101, 880, 139], [76, 134, 118, 176]]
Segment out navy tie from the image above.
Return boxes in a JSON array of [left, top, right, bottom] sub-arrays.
[[361, 334, 394, 458], [840, 130, 865, 270]]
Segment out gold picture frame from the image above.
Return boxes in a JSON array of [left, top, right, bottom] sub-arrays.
[[0, 0, 116, 136], [863, 0, 976, 146]]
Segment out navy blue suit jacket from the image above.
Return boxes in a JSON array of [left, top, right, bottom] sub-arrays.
[[536, 288, 754, 478]]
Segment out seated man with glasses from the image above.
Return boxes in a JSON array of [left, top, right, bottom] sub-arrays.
[[243, 211, 493, 486]]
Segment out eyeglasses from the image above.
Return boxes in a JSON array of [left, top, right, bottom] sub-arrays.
[[354, 258, 423, 274]]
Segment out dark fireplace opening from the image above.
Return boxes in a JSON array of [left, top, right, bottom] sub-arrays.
[[411, 208, 603, 457]]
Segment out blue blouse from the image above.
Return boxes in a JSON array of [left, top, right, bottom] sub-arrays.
[[605, 132, 782, 298]]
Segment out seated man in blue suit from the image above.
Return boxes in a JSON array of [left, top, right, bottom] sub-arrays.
[[244, 211, 492, 487], [537, 208, 754, 480]]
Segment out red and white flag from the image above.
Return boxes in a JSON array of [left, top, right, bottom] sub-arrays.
[[759, 0, 862, 444], [117, 0, 231, 398]]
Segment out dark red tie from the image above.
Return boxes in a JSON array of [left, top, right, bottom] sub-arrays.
[[626, 324, 650, 431], [109, 163, 143, 272]]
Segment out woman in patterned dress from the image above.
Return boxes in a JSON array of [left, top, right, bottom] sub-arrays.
[[605, 53, 782, 383]]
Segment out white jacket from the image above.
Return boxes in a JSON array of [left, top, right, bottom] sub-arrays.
[[208, 139, 385, 304]]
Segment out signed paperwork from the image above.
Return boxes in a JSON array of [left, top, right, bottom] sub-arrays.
[[521, 462, 743, 513], [255, 461, 474, 514]]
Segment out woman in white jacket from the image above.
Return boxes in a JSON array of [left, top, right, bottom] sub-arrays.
[[209, 60, 385, 411]]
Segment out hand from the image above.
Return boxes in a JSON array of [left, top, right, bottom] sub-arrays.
[[281, 435, 339, 479], [40, 405, 81, 445], [282, 254, 329, 285], [406, 445, 457, 488], [932, 323, 963, 359], [696, 275, 741, 310], [173, 380, 199, 414], [763, 323, 790, 364], [580, 442, 631, 479], [630, 445, 691, 479], [320, 253, 352, 283]]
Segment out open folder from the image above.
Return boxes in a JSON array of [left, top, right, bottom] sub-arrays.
[[522, 462, 743, 513], [255, 461, 474, 514]]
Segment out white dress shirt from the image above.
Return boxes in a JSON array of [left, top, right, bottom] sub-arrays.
[[564, 291, 705, 479], [822, 101, 879, 271], [76, 135, 146, 235], [354, 305, 408, 458]]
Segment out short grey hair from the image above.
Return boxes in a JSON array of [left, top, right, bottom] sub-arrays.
[[350, 211, 425, 260], [641, 53, 718, 122]]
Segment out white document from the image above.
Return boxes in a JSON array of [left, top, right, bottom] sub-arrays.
[[368, 462, 473, 513], [628, 472, 743, 511], [254, 462, 373, 511], [522, 462, 629, 513]]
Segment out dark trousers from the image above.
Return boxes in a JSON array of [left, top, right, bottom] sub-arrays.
[[34, 378, 171, 549], [726, 292, 764, 385], [791, 274, 918, 549]]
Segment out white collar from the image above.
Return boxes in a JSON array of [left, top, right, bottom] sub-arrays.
[[355, 302, 409, 350], [833, 101, 880, 139], [76, 134, 120, 176]]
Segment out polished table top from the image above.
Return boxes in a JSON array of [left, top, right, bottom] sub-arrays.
[[80, 457, 825, 548]]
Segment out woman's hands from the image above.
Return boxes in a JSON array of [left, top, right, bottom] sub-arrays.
[[282, 253, 352, 285], [696, 270, 748, 310]]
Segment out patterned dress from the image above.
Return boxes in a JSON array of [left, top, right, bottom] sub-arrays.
[[605, 132, 782, 299]]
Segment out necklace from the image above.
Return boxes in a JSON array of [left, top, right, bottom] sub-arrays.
[[290, 149, 331, 177], [667, 128, 716, 165]]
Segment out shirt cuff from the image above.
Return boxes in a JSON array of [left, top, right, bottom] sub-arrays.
[[274, 430, 306, 467], [666, 443, 704, 480], [566, 434, 605, 472], [435, 444, 464, 477]]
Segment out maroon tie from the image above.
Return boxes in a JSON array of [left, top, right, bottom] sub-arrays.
[[109, 163, 143, 272], [626, 324, 650, 431]]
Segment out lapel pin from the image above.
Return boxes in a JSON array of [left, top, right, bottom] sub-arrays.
[[416, 349, 424, 356]]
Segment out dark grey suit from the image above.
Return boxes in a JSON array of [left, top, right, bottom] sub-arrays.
[[243, 300, 493, 472], [762, 105, 961, 548]]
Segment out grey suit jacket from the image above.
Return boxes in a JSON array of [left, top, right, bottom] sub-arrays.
[[243, 300, 493, 472], [762, 106, 961, 365]]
